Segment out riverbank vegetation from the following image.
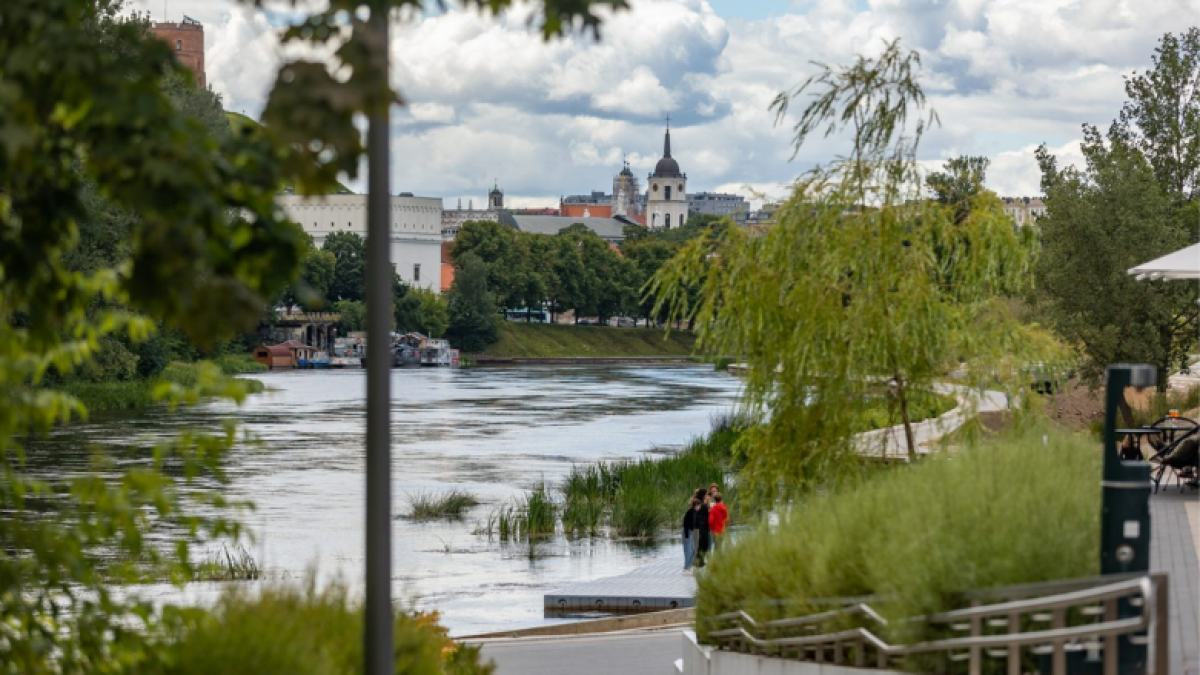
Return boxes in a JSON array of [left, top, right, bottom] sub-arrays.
[[471, 321, 697, 358], [405, 490, 481, 520], [695, 427, 1100, 668], [53, 358, 268, 414]]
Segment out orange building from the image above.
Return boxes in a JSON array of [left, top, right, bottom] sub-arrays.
[[149, 17, 206, 88], [560, 203, 613, 219]]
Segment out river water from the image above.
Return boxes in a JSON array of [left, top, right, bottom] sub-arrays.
[[39, 365, 741, 635]]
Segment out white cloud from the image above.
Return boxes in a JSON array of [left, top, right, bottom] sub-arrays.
[[158, 0, 1195, 203]]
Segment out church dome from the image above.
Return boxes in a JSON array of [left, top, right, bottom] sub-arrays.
[[653, 156, 681, 177]]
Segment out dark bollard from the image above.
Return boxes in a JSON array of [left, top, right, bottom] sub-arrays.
[[1095, 363, 1155, 674]]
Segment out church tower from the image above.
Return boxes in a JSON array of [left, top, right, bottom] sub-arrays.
[[488, 181, 504, 210], [646, 121, 687, 229]]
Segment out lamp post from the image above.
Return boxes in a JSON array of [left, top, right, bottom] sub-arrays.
[[1100, 363, 1155, 674], [364, 3, 393, 675]]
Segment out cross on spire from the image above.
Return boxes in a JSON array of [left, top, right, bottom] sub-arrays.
[[664, 113, 671, 129]]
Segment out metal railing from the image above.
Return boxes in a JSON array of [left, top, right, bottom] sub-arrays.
[[705, 574, 1168, 675]]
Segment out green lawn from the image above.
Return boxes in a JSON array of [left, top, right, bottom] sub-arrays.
[[472, 322, 696, 358]]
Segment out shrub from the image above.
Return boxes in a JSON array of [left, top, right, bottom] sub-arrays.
[[695, 427, 1100, 663], [151, 583, 493, 675]]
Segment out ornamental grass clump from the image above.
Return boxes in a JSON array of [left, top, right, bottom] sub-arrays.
[[406, 489, 481, 520], [695, 427, 1100, 664]]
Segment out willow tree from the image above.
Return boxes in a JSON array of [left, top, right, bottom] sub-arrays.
[[652, 40, 1057, 499]]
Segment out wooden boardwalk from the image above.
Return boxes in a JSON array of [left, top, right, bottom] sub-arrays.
[[544, 559, 696, 616], [1150, 489, 1200, 675]]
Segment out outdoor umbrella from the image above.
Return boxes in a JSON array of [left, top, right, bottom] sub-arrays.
[[1127, 242, 1200, 280]]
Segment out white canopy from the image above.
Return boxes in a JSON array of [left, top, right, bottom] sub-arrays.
[[1128, 242, 1200, 280]]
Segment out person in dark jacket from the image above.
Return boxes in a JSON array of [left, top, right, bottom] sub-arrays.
[[692, 487, 711, 567], [682, 497, 701, 573]]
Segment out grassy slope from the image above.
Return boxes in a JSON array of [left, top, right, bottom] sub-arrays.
[[225, 112, 354, 195], [473, 322, 697, 358]]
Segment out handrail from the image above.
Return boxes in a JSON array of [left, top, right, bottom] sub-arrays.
[[707, 575, 1162, 674]]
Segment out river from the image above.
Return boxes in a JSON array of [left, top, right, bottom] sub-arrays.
[[39, 365, 742, 635]]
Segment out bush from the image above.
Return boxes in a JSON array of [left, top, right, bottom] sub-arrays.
[[151, 583, 493, 675], [695, 427, 1100, 662]]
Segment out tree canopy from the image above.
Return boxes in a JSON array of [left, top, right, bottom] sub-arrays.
[[1035, 30, 1200, 389]]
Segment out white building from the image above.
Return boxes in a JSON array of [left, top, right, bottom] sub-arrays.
[[279, 193, 443, 292], [440, 184, 504, 239], [646, 123, 688, 229], [1001, 197, 1047, 226]]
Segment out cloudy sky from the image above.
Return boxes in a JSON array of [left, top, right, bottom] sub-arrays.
[[130, 0, 1197, 209]]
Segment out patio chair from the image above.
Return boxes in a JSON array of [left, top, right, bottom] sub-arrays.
[[1148, 424, 1200, 493]]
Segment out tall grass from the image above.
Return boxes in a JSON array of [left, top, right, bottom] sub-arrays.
[[559, 414, 745, 539], [196, 544, 262, 581], [695, 426, 1100, 670], [405, 489, 480, 520]]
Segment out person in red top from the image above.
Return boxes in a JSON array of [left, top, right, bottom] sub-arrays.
[[708, 492, 729, 551]]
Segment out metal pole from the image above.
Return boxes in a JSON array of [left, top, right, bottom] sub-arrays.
[[364, 3, 392, 675]]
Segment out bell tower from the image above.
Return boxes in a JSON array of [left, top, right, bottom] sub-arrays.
[[645, 117, 687, 229], [488, 181, 504, 210]]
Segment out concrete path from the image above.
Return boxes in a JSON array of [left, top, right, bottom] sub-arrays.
[[545, 558, 695, 615], [857, 385, 1009, 460], [1150, 489, 1200, 675], [475, 629, 683, 675]]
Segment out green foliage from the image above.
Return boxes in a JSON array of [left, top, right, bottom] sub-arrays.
[[150, 583, 493, 675], [396, 288, 449, 337], [74, 336, 139, 383], [446, 252, 500, 353], [694, 428, 1101, 669], [653, 40, 1057, 501], [1036, 29, 1199, 388], [214, 354, 269, 375], [1114, 28, 1200, 201], [323, 231, 368, 303], [926, 155, 990, 223], [334, 299, 368, 333], [1035, 131, 1198, 388], [405, 489, 480, 520]]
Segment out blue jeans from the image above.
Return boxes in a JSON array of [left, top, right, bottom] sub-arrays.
[[683, 535, 694, 569]]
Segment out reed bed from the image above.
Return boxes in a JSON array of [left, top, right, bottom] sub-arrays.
[[405, 489, 480, 520]]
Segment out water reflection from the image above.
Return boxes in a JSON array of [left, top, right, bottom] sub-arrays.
[[36, 365, 741, 635]]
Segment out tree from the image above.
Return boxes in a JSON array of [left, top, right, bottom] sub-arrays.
[[445, 253, 499, 353], [1114, 28, 1200, 203], [394, 288, 448, 337], [926, 155, 990, 223], [1035, 127, 1198, 394], [2, 0, 304, 670], [654, 40, 1052, 498], [323, 231, 368, 302]]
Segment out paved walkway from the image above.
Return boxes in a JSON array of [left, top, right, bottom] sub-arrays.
[[1150, 489, 1200, 675], [475, 629, 683, 675], [857, 385, 1009, 460], [545, 558, 695, 614]]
